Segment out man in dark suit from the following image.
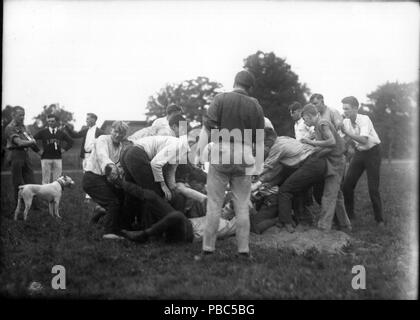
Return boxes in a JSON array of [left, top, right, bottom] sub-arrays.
[[65, 113, 104, 200]]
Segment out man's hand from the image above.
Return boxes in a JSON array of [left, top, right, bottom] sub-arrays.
[[160, 182, 172, 201], [251, 180, 262, 192]]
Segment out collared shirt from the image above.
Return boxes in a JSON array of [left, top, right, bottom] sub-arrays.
[[84, 125, 97, 153], [343, 114, 381, 151], [130, 135, 190, 183], [4, 120, 36, 150], [152, 117, 169, 127], [260, 136, 316, 183], [49, 127, 57, 135], [294, 118, 314, 141], [85, 135, 123, 176], [204, 88, 265, 174]]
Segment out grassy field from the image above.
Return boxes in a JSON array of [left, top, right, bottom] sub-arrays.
[[0, 161, 417, 299]]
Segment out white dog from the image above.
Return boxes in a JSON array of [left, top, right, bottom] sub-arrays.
[[14, 175, 75, 221]]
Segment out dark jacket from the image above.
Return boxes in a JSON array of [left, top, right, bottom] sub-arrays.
[[65, 125, 104, 159], [33, 128, 73, 159]]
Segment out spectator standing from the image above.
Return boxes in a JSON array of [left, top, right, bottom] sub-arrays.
[[195, 70, 265, 259], [33, 114, 73, 184], [4, 106, 40, 204]]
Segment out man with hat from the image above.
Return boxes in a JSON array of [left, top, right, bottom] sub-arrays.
[[195, 69, 265, 259]]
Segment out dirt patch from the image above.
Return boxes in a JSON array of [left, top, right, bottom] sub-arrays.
[[244, 225, 352, 255]]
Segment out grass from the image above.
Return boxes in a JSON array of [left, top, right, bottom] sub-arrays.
[[0, 161, 417, 299]]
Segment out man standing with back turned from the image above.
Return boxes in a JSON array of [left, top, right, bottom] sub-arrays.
[[195, 70, 265, 260]]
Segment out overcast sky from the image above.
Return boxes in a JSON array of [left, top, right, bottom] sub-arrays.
[[3, 0, 419, 129]]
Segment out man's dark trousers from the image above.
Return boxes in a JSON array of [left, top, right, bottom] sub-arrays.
[[277, 155, 326, 224], [10, 150, 36, 203], [82, 171, 126, 233], [343, 144, 383, 222]]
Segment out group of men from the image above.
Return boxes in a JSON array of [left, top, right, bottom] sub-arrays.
[[4, 69, 384, 260], [4, 108, 104, 204]]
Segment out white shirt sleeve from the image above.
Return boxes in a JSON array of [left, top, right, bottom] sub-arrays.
[[95, 136, 115, 174]]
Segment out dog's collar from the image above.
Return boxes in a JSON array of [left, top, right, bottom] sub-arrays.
[[57, 179, 65, 191]]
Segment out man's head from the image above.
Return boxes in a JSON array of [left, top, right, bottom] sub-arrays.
[[110, 121, 129, 145], [166, 104, 183, 119], [309, 93, 326, 113], [341, 96, 359, 120], [168, 114, 188, 138], [86, 113, 98, 127], [233, 70, 256, 93], [301, 103, 320, 127], [288, 101, 303, 122], [12, 106, 25, 125], [47, 114, 59, 128]]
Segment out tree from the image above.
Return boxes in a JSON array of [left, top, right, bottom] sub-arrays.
[[365, 81, 418, 161], [33, 104, 74, 131], [146, 76, 223, 125], [243, 51, 310, 136]]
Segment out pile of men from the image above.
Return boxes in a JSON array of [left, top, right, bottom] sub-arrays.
[[4, 70, 384, 260]]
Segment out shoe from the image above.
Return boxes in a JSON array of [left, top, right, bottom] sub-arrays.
[[121, 229, 149, 243], [235, 252, 254, 261], [102, 233, 124, 240], [194, 251, 214, 261]]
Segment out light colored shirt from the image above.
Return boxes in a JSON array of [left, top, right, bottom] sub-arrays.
[[343, 114, 381, 151], [84, 125, 97, 153], [260, 136, 316, 183], [49, 127, 57, 135], [152, 117, 169, 128], [85, 135, 123, 176], [294, 118, 314, 141], [264, 117, 274, 129], [131, 135, 190, 183]]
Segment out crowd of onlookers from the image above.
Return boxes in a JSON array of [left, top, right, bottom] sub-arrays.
[[4, 69, 384, 260]]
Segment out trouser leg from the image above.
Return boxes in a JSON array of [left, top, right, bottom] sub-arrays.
[[342, 152, 365, 219], [202, 164, 229, 252], [146, 211, 193, 243], [11, 159, 24, 203], [231, 174, 252, 254], [51, 159, 62, 181], [82, 172, 124, 234], [365, 145, 383, 222], [41, 159, 51, 184]]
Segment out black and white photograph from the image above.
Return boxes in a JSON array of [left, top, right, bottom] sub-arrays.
[[1, 0, 418, 303]]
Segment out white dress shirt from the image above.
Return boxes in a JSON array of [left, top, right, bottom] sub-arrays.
[[294, 118, 314, 141], [84, 125, 97, 153], [85, 135, 123, 176], [152, 117, 169, 128], [130, 135, 190, 183], [343, 114, 381, 151]]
